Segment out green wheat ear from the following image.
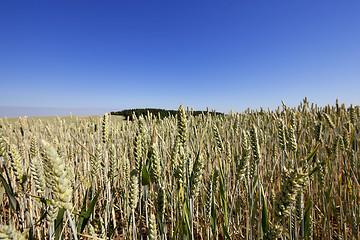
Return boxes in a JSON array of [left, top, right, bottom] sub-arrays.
[[0, 224, 26, 240], [133, 131, 143, 172], [41, 140, 73, 210], [149, 140, 161, 184], [102, 113, 109, 143], [8, 145, 25, 187], [205, 177, 213, 218], [324, 113, 335, 129], [30, 156, 46, 195], [315, 122, 323, 143], [274, 168, 307, 219], [213, 124, 224, 155], [108, 144, 117, 180], [249, 125, 260, 179], [123, 156, 130, 183], [190, 152, 204, 198], [46, 199, 59, 223], [177, 105, 187, 146], [237, 130, 250, 181], [0, 130, 7, 157], [148, 213, 158, 240], [129, 169, 139, 212], [157, 184, 166, 215], [250, 125, 261, 163], [278, 119, 287, 151], [176, 145, 186, 186], [170, 136, 180, 170], [288, 125, 297, 153], [349, 104, 356, 124], [30, 137, 38, 158], [91, 144, 103, 178], [263, 224, 282, 240]]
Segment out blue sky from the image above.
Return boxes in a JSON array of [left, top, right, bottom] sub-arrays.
[[1, 0, 360, 117]]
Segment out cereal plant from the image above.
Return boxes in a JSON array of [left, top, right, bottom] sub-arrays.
[[0, 98, 359, 239]]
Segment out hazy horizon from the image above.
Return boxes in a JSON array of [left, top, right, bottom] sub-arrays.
[[1, 98, 357, 118], [0, 106, 115, 118]]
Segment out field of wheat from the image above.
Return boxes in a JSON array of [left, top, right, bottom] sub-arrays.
[[0, 98, 359, 239]]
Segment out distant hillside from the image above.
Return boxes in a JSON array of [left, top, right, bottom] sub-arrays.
[[110, 108, 223, 121]]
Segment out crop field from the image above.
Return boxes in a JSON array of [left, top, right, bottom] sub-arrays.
[[0, 98, 359, 239]]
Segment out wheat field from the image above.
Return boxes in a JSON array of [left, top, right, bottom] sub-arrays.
[[0, 98, 359, 239]]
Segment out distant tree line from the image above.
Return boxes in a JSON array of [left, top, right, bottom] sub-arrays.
[[110, 108, 223, 121]]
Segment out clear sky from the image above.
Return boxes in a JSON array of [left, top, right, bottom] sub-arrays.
[[1, 0, 360, 117]]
